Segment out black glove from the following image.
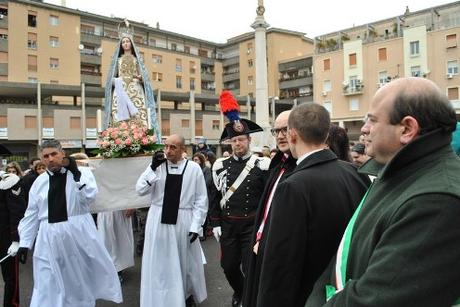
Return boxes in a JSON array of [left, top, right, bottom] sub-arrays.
[[64, 157, 81, 182], [189, 232, 198, 243], [150, 151, 166, 171], [17, 247, 28, 264]]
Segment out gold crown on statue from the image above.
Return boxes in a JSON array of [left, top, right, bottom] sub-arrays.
[[118, 18, 134, 40]]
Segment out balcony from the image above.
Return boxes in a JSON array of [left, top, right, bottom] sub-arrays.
[[0, 63, 7, 76], [223, 72, 240, 83], [201, 71, 215, 82], [200, 57, 214, 66], [279, 76, 313, 90], [81, 72, 101, 86], [343, 85, 364, 96], [81, 32, 101, 45], [223, 56, 239, 67], [81, 53, 101, 65], [0, 39, 7, 52], [0, 15, 8, 29]]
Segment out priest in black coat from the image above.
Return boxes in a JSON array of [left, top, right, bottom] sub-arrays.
[[243, 111, 297, 307], [255, 103, 370, 307]]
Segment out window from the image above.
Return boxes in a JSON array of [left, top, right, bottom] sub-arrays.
[[49, 36, 59, 47], [171, 43, 177, 51], [248, 76, 254, 85], [0, 8, 8, 17], [70, 117, 81, 129], [28, 12, 37, 27], [410, 41, 420, 56], [0, 33, 7, 40], [323, 101, 332, 113], [247, 43, 253, 54], [349, 98, 359, 111], [27, 32, 37, 49], [152, 72, 163, 82], [162, 119, 170, 136], [28, 55, 37, 72], [176, 59, 182, 72], [25, 116, 37, 129], [447, 60, 458, 75], [176, 76, 182, 89], [446, 34, 457, 48], [149, 38, 156, 47], [49, 15, 59, 26], [323, 58, 330, 71], [378, 71, 388, 85], [181, 119, 189, 128], [152, 54, 162, 64], [50, 58, 59, 69], [349, 75, 359, 89], [378, 48, 387, 61], [190, 78, 195, 90], [248, 59, 253, 67], [190, 61, 196, 74], [198, 49, 208, 57], [349, 53, 357, 66], [81, 24, 95, 35], [212, 120, 220, 130], [323, 80, 331, 92], [448, 87, 459, 101], [410, 66, 421, 77], [184, 46, 190, 54], [0, 116, 6, 128], [133, 35, 143, 45], [43, 117, 54, 128]]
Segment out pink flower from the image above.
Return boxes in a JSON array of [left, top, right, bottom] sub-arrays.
[[141, 138, 148, 145], [125, 138, 132, 145], [120, 122, 128, 129], [111, 132, 118, 139], [101, 131, 108, 137], [115, 139, 122, 145], [133, 134, 140, 140]]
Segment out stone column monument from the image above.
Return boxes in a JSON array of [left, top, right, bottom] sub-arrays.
[[251, 0, 273, 148]]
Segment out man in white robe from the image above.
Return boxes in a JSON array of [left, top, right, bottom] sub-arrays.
[[136, 134, 208, 307], [15, 140, 122, 307]]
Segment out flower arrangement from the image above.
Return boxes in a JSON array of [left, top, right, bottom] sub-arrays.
[[93, 120, 163, 158]]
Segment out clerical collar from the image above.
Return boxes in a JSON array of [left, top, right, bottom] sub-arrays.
[[296, 148, 325, 165], [233, 152, 252, 162], [46, 167, 66, 176], [168, 158, 185, 169]]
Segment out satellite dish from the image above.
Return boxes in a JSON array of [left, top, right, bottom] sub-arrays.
[[78, 44, 84, 50], [97, 47, 103, 55]]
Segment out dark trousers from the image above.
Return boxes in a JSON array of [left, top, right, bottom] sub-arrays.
[[0, 234, 20, 307], [220, 217, 254, 298]]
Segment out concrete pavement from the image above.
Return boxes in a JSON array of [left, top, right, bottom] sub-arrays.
[[0, 237, 235, 306]]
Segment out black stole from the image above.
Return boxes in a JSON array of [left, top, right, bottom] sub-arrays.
[[161, 160, 188, 225], [48, 170, 68, 223]]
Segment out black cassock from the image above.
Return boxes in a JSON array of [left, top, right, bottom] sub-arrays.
[[253, 149, 370, 307]]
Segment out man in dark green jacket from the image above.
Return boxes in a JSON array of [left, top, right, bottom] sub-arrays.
[[306, 77, 460, 307]]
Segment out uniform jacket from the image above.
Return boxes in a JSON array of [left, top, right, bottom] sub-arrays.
[[256, 149, 369, 307], [307, 129, 460, 307], [210, 155, 270, 226], [243, 151, 297, 307], [0, 175, 27, 242]]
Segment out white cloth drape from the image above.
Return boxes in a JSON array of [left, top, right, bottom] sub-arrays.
[[114, 77, 139, 121]]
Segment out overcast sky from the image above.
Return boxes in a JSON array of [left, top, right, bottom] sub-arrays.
[[47, 0, 453, 43]]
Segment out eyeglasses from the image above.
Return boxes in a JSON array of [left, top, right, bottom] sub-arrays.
[[270, 126, 288, 137]]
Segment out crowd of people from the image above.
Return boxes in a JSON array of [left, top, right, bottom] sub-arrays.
[[2, 72, 460, 307]]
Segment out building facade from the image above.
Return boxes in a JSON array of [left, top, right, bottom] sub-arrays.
[[0, 0, 459, 166]]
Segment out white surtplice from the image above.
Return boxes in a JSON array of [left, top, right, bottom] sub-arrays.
[[18, 167, 122, 307], [136, 159, 208, 307], [97, 210, 135, 272]]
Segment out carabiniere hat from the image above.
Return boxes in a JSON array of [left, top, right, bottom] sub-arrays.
[[219, 90, 263, 142]]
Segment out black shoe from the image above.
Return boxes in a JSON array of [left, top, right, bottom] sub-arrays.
[[232, 293, 242, 307], [186, 295, 196, 307]]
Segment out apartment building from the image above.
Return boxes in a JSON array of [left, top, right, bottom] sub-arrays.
[[0, 0, 313, 166], [314, 1, 460, 139]]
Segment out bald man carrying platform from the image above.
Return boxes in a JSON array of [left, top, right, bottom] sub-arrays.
[[136, 134, 208, 307]]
